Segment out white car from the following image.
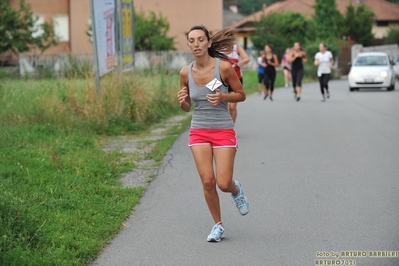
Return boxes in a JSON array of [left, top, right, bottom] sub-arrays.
[[348, 52, 395, 91], [394, 54, 399, 80]]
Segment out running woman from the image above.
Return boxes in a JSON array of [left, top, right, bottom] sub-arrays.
[[257, 51, 265, 94], [224, 43, 250, 123], [314, 43, 334, 102], [282, 48, 292, 88], [261, 44, 279, 101], [288, 42, 307, 101], [177, 25, 250, 243]]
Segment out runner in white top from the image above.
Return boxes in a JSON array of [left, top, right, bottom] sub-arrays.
[[314, 43, 334, 102]]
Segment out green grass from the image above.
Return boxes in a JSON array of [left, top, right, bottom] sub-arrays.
[[0, 124, 143, 265], [0, 70, 184, 266]]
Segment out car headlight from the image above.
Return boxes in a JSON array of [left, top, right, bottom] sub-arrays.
[[380, 71, 388, 78], [350, 71, 358, 80]]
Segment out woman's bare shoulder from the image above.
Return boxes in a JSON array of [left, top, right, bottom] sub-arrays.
[[219, 59, 231, 70], [180, 65, 189, 76]]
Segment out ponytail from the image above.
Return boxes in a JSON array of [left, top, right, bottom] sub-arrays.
[[209, 28, 235, 61]]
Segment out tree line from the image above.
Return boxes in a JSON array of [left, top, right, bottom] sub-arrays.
[[250, 0, 399, 59]]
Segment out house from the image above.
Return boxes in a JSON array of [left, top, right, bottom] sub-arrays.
[[2, 0, 92, 65], [7, 0, 92, 54], [228, 0, 399, 49]]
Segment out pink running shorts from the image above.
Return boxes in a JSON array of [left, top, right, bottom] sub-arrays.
[[188, 127, 238, 149]]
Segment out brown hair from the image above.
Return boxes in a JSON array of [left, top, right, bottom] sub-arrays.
[[294, 42, 303, 51], [265, 43, 274, 51], [187, 25, 235, 61]]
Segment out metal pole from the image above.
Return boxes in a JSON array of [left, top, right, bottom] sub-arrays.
[[117, 0, 123, 72], [131, 0, 135, 76], [90, 0, 102, 96]]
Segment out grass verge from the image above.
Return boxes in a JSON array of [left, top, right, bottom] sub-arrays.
[[0, 69, 183, 265]]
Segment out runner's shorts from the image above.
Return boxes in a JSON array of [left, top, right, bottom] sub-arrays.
[[188, 128, 238, 149]]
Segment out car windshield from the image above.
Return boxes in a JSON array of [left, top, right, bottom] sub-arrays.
[[355, 55, 388, 66]]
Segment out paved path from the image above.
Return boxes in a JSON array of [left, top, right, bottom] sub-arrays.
[[91, 80, 399, 266]]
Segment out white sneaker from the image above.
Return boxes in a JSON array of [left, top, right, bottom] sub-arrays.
[[232, 180, 250, 216], [207, 222, 224, 242]]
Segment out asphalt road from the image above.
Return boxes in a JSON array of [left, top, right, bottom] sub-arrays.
[[91, 79, 399, 266]]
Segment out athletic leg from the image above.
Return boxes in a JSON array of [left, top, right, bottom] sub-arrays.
[[283, 68, 289, 87], [213, 147, 249, 216], [291, 69, 298, 96], [324, 73, 331, 98], [296, 68, 304, 101], [319, 75, 325, 99], [228, 102, 237, 123], [258, 73, 264, 94], [190, 145, 221, 224], [269, 71, 276, 100], [229, 77, 242, 122], [213, 147, 239, 195], [263, 73, 270, 100]]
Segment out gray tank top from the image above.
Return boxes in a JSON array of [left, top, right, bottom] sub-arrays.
[[188, 58, 234, 129]]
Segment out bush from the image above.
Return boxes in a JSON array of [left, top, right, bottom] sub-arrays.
[[385, 27, 399, 45], [251, 11, 316, 57]]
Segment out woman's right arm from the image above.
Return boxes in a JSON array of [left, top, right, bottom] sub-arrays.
[[287, 52, 295, 63], [178, 67, 191, 112], [314, 53, 319, 66]]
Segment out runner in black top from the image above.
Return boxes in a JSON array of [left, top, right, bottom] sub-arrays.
[[261, 44, 279, 101], [288, 42, 307, 101]]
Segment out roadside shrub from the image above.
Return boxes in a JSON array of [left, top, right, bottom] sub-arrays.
[[384, 27, 399, 45]]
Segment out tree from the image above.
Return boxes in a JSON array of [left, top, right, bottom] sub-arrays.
[[0, 0, 57, 55], [385, 28, 399, 45], [251, 11, 315, 57], [313, 0, 339, 42], [134, 11, 175, 51], [339, 3, 374, 46]]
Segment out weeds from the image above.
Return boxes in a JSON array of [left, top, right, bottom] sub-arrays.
[[0, 70, 181, 265], [0, 70, 181, 135]]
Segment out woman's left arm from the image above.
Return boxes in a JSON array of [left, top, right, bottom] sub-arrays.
[[302, 51, 308, 63], [272, 54, 279, 67], [236, 45, 250, 67]]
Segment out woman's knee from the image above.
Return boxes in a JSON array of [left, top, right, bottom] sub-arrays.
[[228, 103, 237, 112], [201, 176, 216, 191], [217, 179, 234, 192]]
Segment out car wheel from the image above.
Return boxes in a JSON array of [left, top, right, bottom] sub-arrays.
[[388, 83, 395, 91], [349, 87, 356, 92]]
